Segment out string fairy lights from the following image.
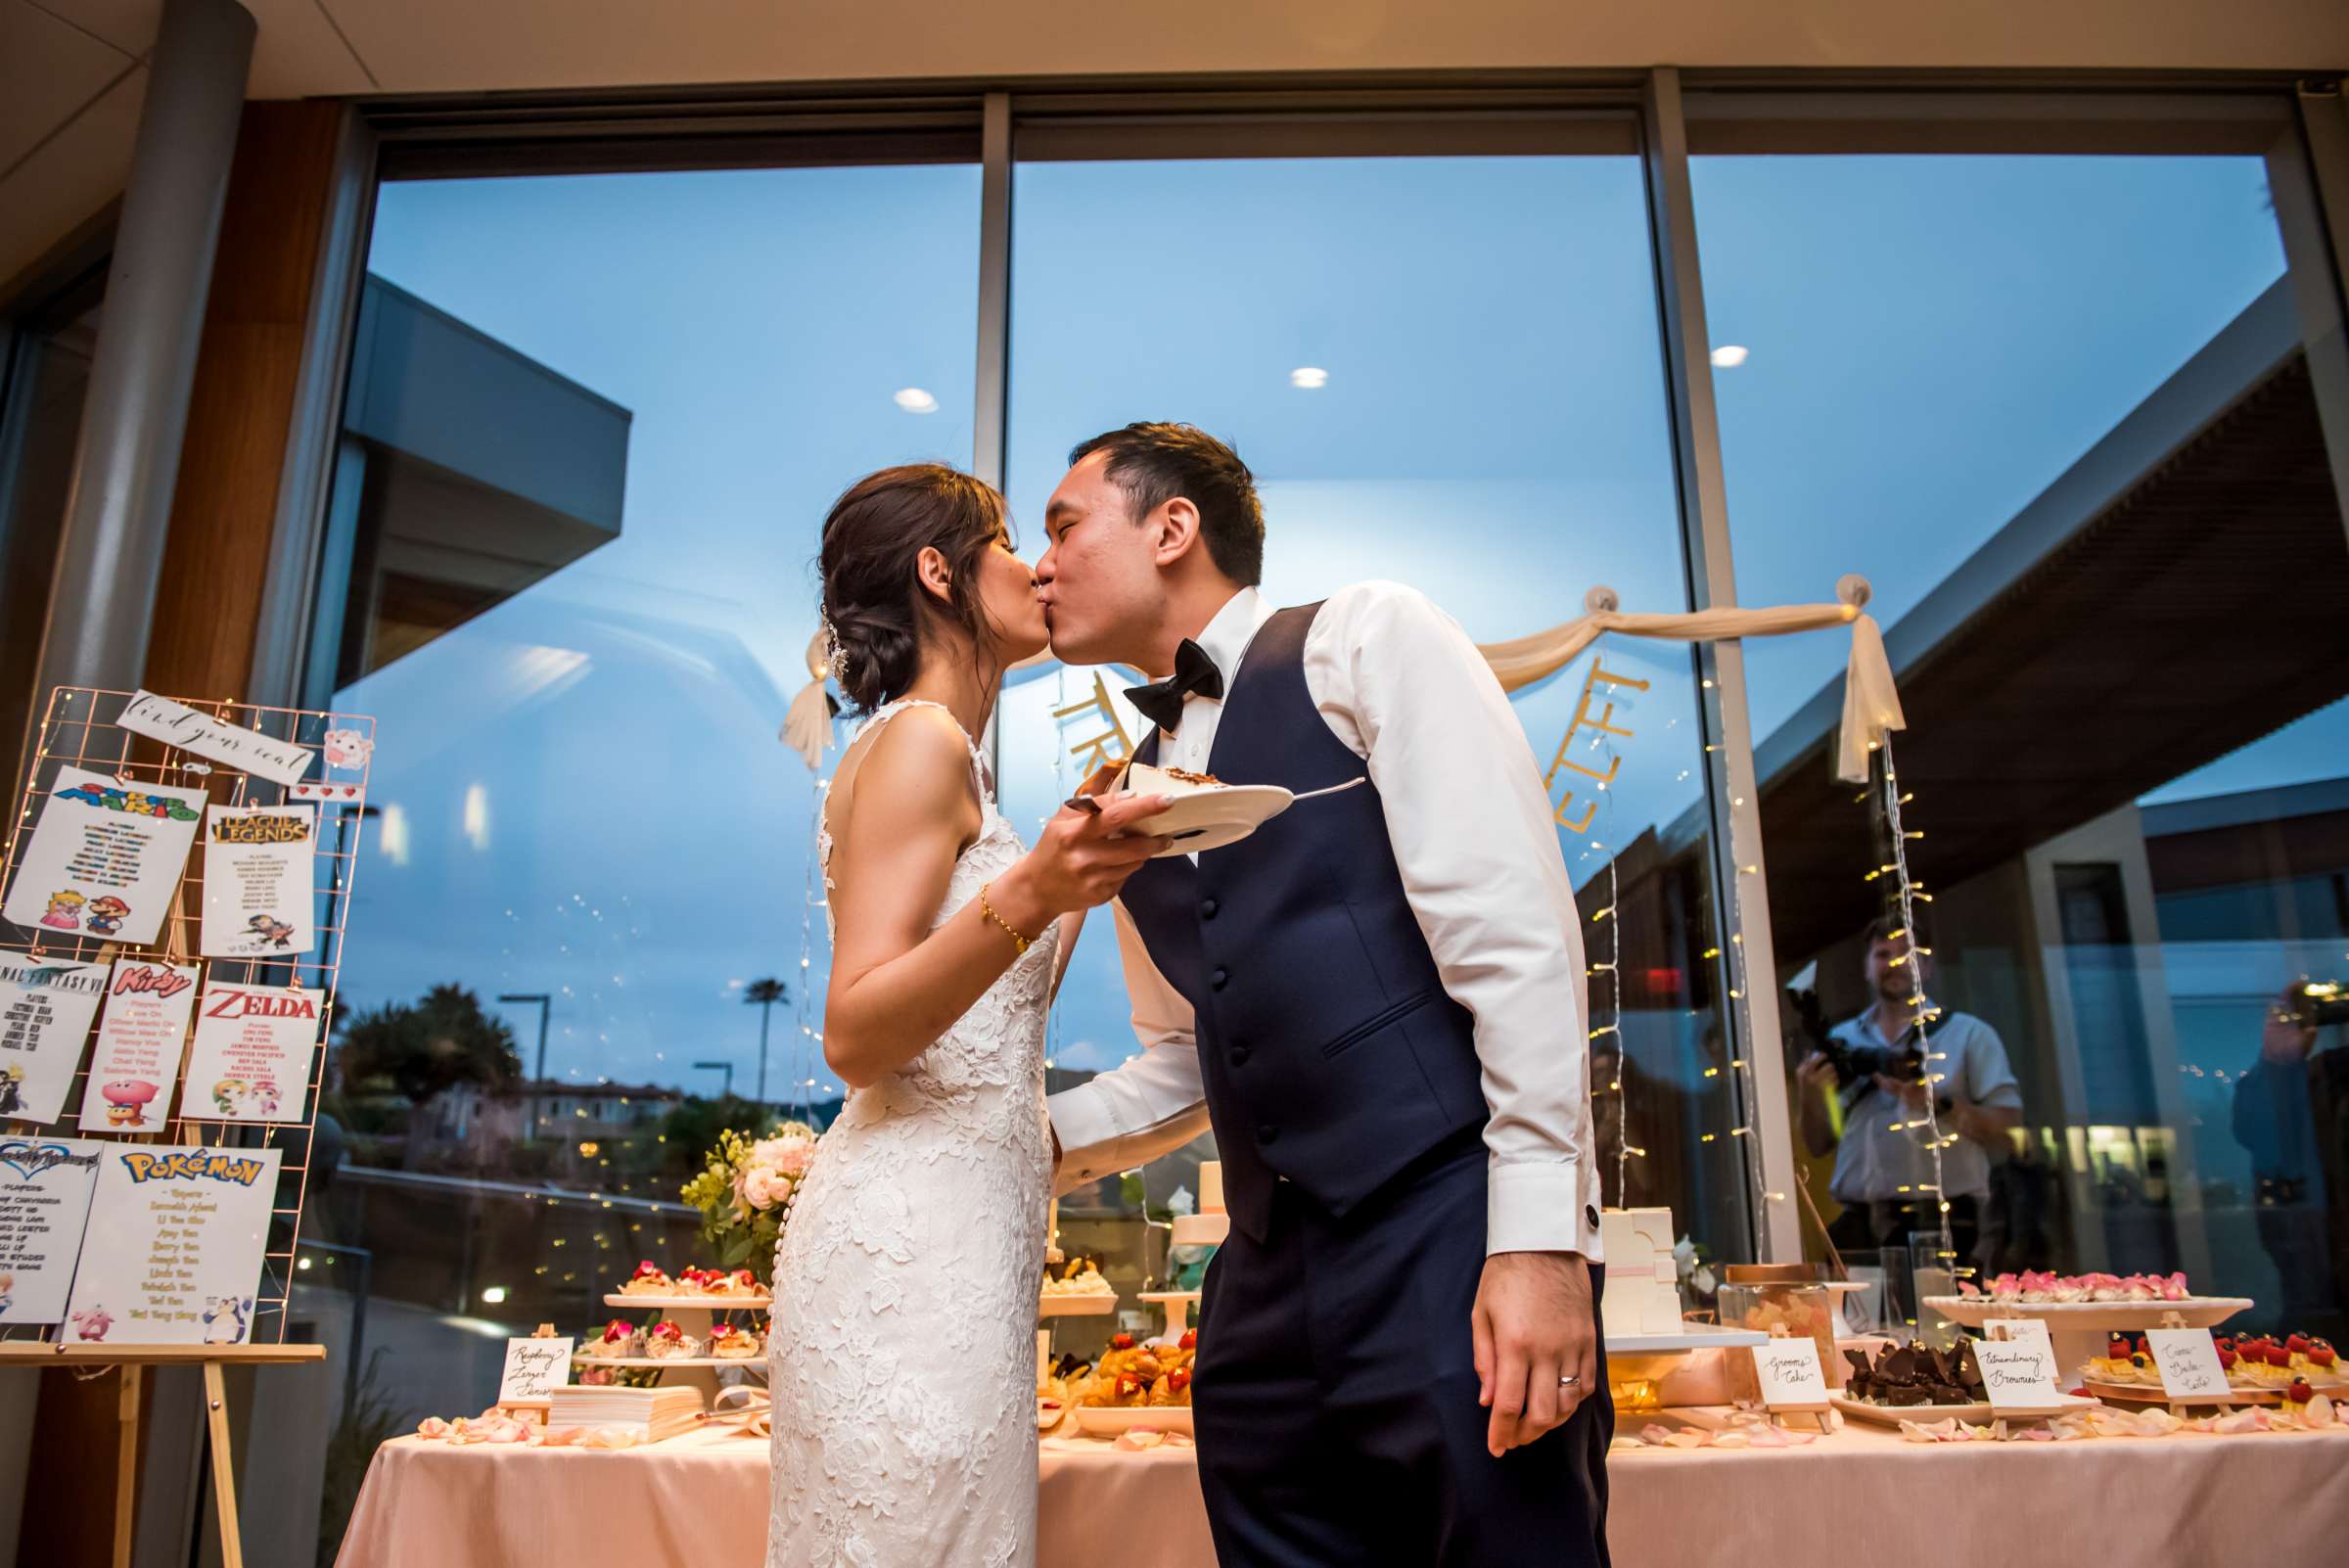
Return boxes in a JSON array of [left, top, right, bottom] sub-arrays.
[[1873, 732, 1962, 1283]]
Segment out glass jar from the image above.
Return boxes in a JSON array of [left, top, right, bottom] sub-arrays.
[[1719, 1269, 1840, 1389]]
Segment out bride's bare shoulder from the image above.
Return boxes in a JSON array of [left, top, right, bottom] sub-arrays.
[[836, 706, 981, 836]]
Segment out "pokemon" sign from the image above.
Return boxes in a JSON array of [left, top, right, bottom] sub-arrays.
[[119, 1150, 270, 1186]]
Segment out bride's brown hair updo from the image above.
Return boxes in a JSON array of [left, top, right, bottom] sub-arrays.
[[819, 464, 1011, 716]]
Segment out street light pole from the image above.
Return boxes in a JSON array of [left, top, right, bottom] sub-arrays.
[[693, 1060, 734, 1101], [499, 992, 551, 1142]]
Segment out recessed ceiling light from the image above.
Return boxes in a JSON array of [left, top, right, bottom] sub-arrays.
[[1289, 367, 1329, 390], [1710, 346, 1749, 368], [894, 388, 940, 413]]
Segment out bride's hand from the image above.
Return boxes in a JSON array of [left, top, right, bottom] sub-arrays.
[[990, 788, 1172, 932]]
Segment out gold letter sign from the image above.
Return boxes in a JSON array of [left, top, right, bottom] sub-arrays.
[[1544, 661, 1649, 832], [1053, 674, 1134, 774]]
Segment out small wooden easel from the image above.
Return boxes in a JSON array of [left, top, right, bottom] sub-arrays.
[[0, 1340, 325, 1568]]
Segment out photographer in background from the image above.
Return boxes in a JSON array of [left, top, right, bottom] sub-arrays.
[[2232, 982, 2349, 1330], [1795, 916, 2023, 1265]]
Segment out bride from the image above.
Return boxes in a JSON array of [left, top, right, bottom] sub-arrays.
[[766, 464, 1170, 1568]]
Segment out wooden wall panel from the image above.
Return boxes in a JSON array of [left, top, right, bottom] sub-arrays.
[[143, 99, 344, 703]]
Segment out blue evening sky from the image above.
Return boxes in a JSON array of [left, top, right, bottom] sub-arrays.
[[339, 150, 2333, 1100]]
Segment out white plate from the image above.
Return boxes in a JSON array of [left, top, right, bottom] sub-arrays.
[[1830, 1392, 2096, 1426], [2080, 1378, 2282, 1406], [1605, 1325, 1769, 1354], [1131, 785, 1294, 857], [1071, 1405, 1195, 1436], [1038, 1293, 1120, 1316], [601, 1294, 770, 1311], [571, 1355, 768, 1370], [1926, 1296, 2252, 1330]]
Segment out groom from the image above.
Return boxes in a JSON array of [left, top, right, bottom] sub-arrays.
[[1040, 424, 1611, 1567]]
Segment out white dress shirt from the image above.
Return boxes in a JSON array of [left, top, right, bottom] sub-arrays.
[[1046, 583, 1603, 1260], [1826, 1010, 2022, 1204]]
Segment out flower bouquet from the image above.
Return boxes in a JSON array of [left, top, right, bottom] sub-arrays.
[[678, 1122, 818, 1288]]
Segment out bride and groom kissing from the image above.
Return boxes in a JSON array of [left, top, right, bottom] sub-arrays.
[[766, 423, 1611, 1568]]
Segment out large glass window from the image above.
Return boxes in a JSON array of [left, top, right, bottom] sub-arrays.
[[999, 139, 1746, 1336], [0, 274, 104, 799], [1690, 104, 2349, 1341], [283, 162, 982, 1558]]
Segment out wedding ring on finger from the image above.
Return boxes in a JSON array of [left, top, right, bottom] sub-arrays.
[[1557, 1374, 1580, 1388]]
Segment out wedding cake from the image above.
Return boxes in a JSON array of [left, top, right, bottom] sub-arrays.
[[1597, 1207, 1683, 1337]]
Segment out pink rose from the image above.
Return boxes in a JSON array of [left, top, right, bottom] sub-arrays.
[[776, 1143, 814, 1177]]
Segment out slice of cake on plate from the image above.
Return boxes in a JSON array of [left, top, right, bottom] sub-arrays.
[[1124, 762, 1227, 800]]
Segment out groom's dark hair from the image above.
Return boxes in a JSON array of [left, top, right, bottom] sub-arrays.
[[1069, 423, 1265, 586]]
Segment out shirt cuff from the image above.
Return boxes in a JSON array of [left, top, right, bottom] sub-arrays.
[[1486, 1163, 1603, 1260], [1044, 1082, 1125, 1184]]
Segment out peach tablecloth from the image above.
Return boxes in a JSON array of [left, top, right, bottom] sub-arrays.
[[336, 1419, 2349, 1568], [335, 1430, 1214, 1568]]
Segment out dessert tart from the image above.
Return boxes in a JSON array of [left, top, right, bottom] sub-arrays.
[[579, 1318, 644, 1360], [709, 1323, 764, 1359], [645, 1320, 703, 1360], [621, 1260, 674, 1296], [1962, 1269, 2192, 1305], [2217, 1334, 2343, 1389]]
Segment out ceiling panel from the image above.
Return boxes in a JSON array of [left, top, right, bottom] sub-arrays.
[[264, 0, 2349, 98], [0, 58, 143, 286], [1, 1, 137, 174], [242, 0, 377, 97], [30, 0, 157, 61]]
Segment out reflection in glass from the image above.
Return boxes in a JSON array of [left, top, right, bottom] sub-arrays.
[[1697, 147, 2349, 1339], [0, 288, 103, 795]]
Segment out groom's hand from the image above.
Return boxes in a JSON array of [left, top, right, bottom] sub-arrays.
[[1473, 1251, 1596, 1456]]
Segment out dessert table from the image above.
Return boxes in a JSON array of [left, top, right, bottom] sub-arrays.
[[334, 1416, 2349, 1568]]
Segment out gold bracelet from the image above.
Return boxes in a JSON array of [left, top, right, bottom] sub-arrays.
[[977, 882, 1034, 955]]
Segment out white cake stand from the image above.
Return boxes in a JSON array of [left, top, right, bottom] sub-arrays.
[[1171, 1213, 1228, 1247], [1137, 1291, 1201, 1347]]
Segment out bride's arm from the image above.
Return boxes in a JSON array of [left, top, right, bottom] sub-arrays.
[[1048, 910, 1084, 1004], [823, 713, 1168, 1091]]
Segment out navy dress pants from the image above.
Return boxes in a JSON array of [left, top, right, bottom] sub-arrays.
[[1192, 1140, 1613, 1567]]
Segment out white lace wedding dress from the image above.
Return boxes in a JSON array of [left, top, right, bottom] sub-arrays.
[[767, 699, 1061, 1568]]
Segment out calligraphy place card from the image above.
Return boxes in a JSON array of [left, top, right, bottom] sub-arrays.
[[2145, 1328, 2232, 1401], [499, 1336, 576, 1403], [1977, 1321, 2067, 1408], [1748, 1338, 1830, 1411], [118, 692, 315, 787]]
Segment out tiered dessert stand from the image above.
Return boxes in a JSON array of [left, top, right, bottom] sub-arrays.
[[576, 1290, 773, 1402]]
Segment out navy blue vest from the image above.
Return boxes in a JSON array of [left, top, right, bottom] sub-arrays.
[[1120, 604, 1486, 1242]]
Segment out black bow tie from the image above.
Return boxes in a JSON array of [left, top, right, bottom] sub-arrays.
[[1125, 639, 1225, 733]]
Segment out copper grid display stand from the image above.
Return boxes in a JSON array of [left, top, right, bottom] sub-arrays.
[[0, 686, 375, 1568]]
